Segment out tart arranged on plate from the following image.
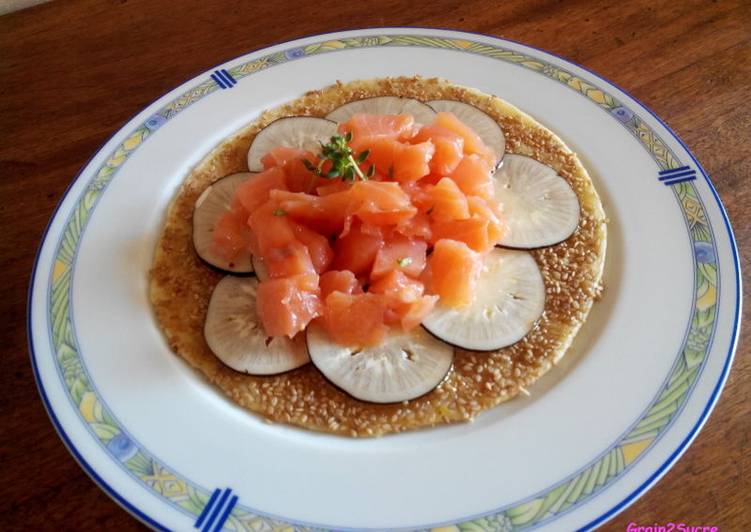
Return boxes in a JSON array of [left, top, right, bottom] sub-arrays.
[[149, 76, 607, 437]]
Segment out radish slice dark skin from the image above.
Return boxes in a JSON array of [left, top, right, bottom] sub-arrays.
[[326, 96, 437, 125], [422, 248, 545, 352], [193, 173, 255, 273], [493, 154, 580, 249], [247, 116, 337, 172], [204, 276, 310, 375], [306, 323, 454, 404], [426, 99, 506, 165]]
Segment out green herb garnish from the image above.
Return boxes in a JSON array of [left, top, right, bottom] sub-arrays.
[[273, 208, 287, 216], [303, 131, 375, 181], [397, 257, 413, 268]]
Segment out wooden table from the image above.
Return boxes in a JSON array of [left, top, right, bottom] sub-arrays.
[[1, 1, 748, 529]]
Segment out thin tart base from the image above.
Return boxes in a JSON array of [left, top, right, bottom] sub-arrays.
[[149, 76, 607, 437]]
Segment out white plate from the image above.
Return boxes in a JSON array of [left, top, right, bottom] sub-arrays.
[[29, 28, 741, 531]]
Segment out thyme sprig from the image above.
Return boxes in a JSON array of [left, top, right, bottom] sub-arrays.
[[303, 132, 375, 181]]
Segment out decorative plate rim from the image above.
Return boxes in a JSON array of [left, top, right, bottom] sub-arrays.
[[28, 27, 741, 532]]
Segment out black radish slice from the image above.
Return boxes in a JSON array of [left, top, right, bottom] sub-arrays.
[[204, 276, 309, 374], [494, 154, 580, 249], [306, 323, 454, 403], [247, 116, 337, 171], [326, 96, 437, 125], [193, 173, 254, 273], [422, 248, 545, 351]]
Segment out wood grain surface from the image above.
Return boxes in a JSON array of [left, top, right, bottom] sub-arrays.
[[1, 0, 748, 530]]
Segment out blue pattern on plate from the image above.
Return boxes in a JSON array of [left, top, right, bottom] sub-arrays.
[[107, 432, 138, 462], [145, 114, 167, 131], [284, 47, 305, 59], [610, 106, 633, 123], [694, 241, 716, 263]]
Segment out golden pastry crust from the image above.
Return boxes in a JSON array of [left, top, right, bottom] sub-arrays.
[[149, 76, 607, 437]]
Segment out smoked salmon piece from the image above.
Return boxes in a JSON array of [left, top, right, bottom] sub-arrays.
[[291, 222, 334, 273], [431, 218, 491, 252], [284, 158, 326, 194], [316, 180, 351, 196], [322, 292, 389, 347], [399, 295, 438, 331], [248, 203, 297, 254], [434, 112, 496, 166], [340, 113, 415, 151], [368, 270, 424, 303], [369, 271, 437, 331], [234, 167, 287, 214], [211, 205, 254, 262], [256, 274, 322, 337], [450, 155, 495, 200], [467, 195, 505, 245], [332, 222, 384, 276], [366, 138, 434, 183], [395, 211, 432, 241], [349, 180, 418, 226], [263, 240, 317, 279], [426, 239, 482, 307], [271, 181, 417, 233], [370, 235, 428, 280], [269, 189, 349, 235], [429, 177, 470, 222], [412, 124, 464, 175], [263, 146, 333, 194], [319, 270, 362, 298], [401, 181, 434, 213]]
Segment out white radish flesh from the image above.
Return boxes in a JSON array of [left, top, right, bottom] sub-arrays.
[[306, 324, 454, 403], [326, 96, 437, 125], [494, 154, 580, 249], [204, 276, 309, 375], [422, 249, 545, 351], [247, 116, 336, 171]]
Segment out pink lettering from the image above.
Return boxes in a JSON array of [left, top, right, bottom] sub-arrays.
[[625, 522, 719, 532]]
